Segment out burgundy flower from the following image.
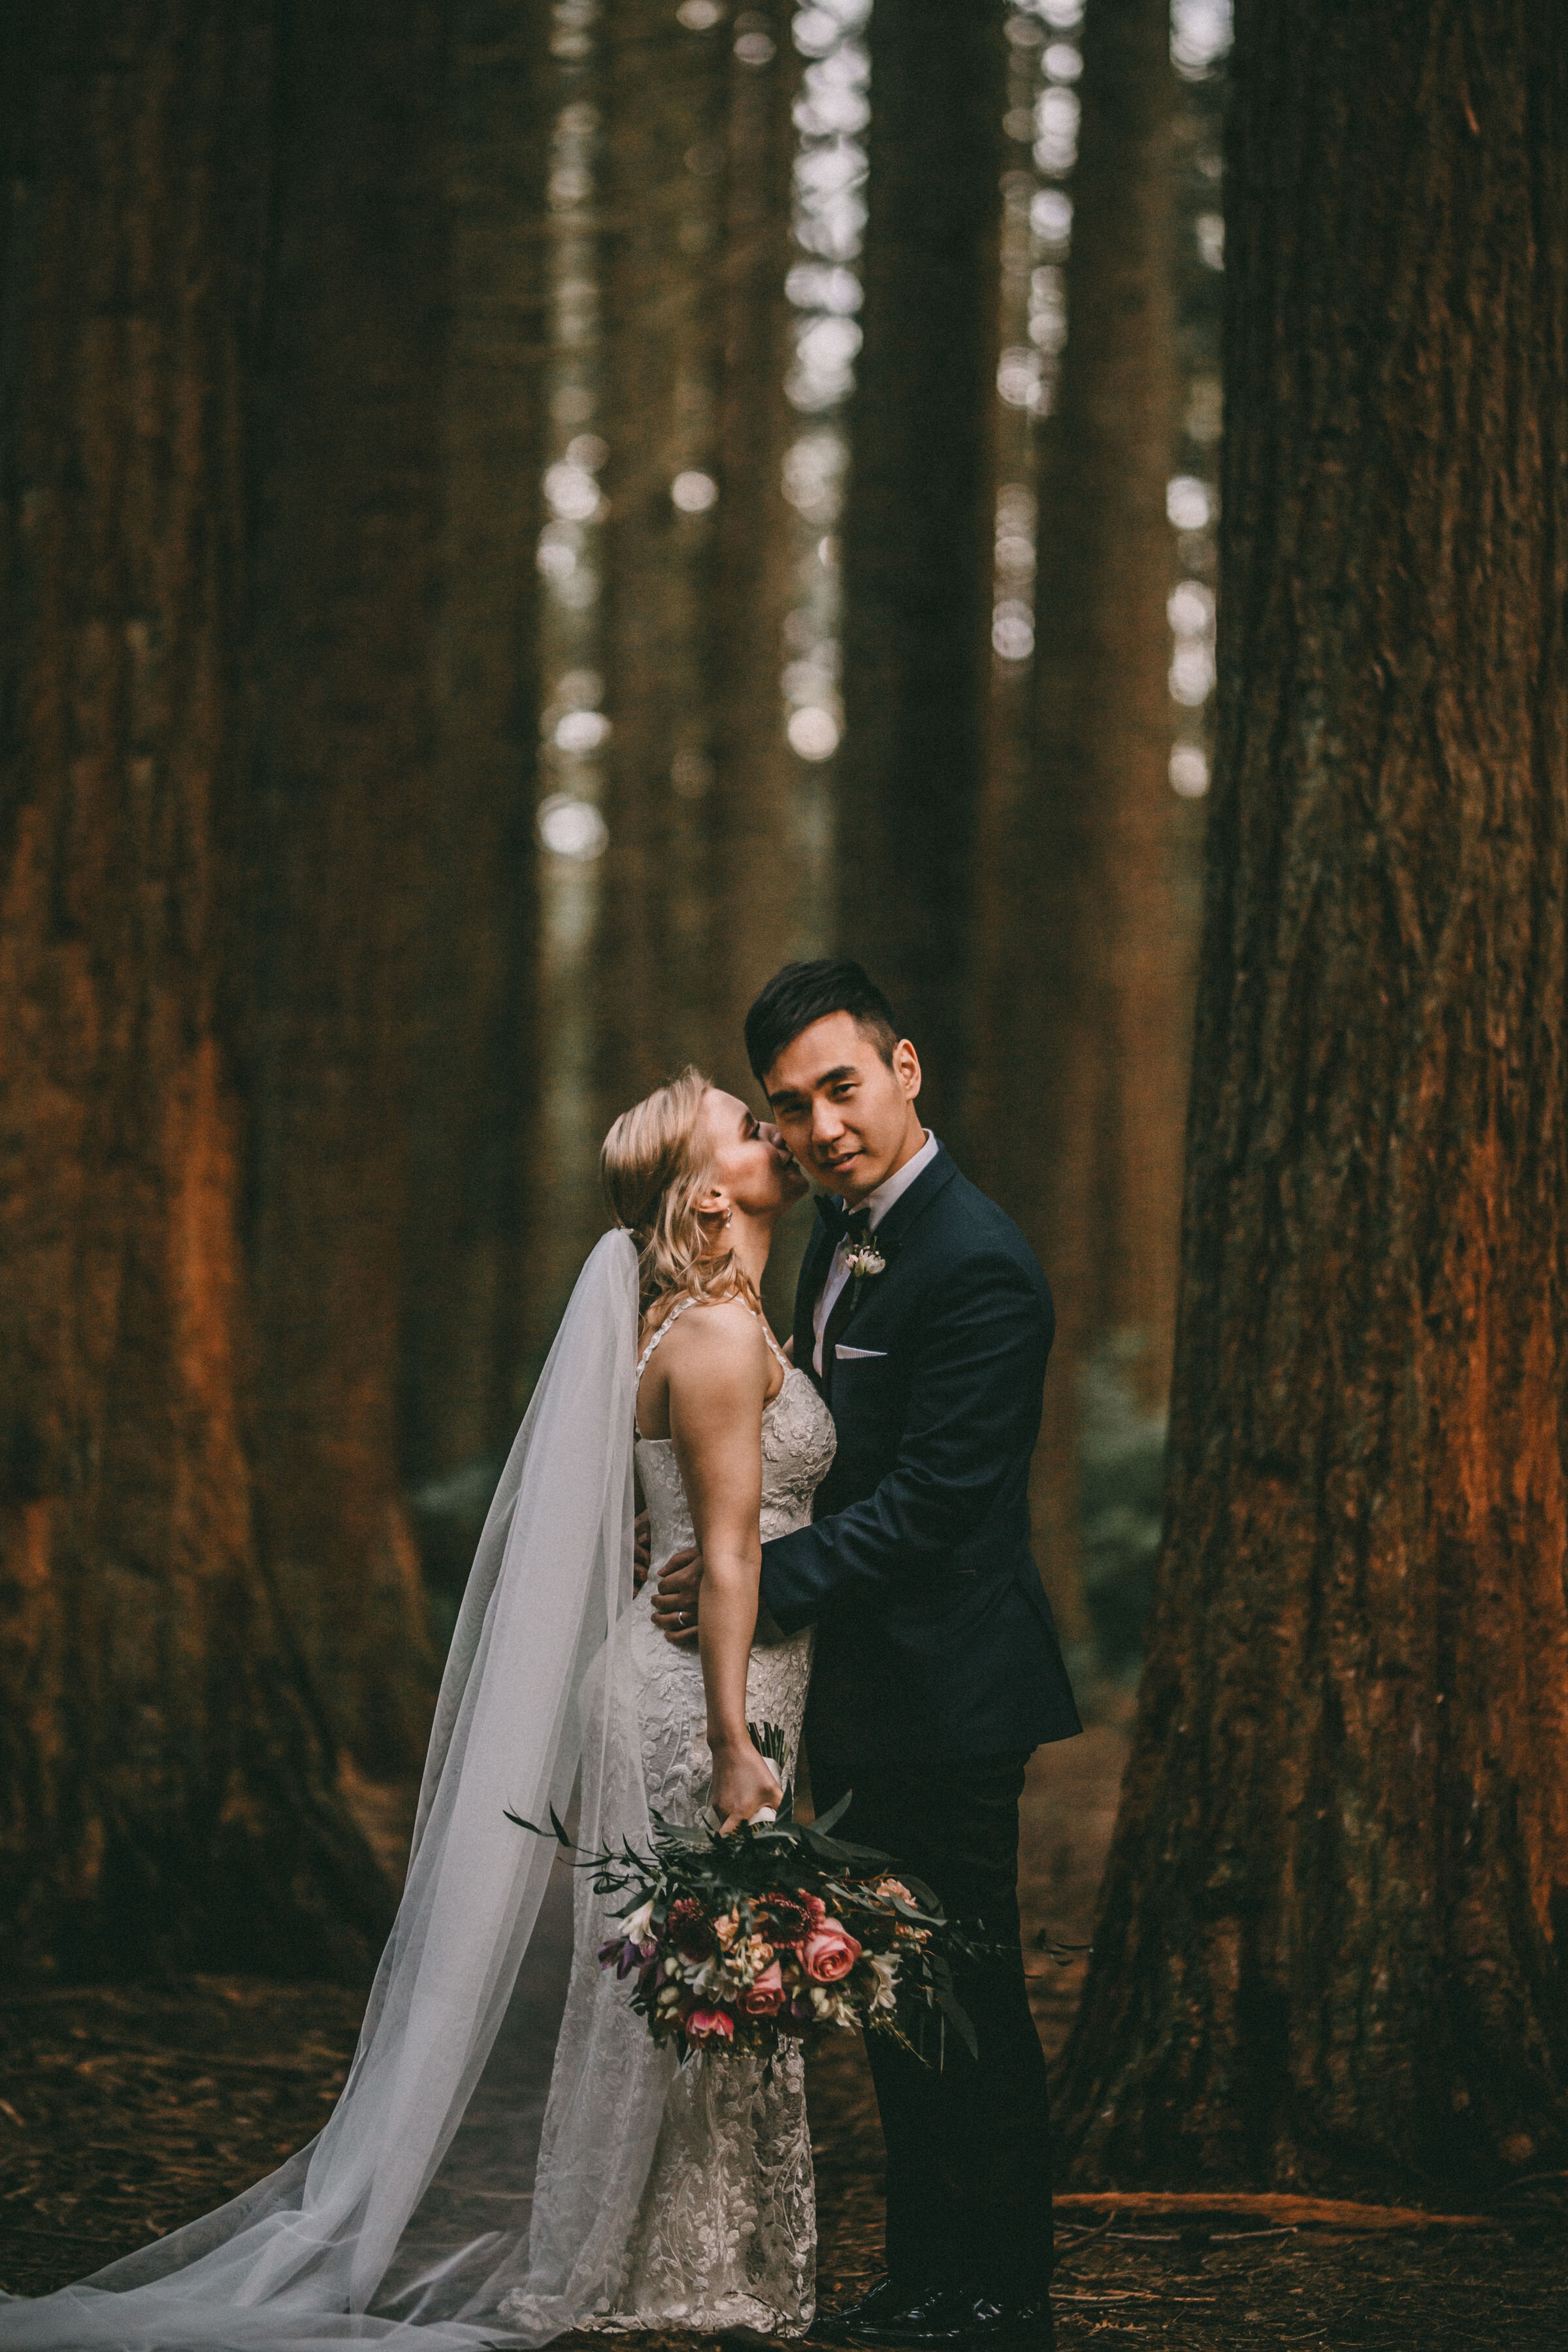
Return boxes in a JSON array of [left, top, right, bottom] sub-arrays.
[[683, 2005, 735, 2047]]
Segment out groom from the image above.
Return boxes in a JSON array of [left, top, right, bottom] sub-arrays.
[[654, 958, 1081, 2349]]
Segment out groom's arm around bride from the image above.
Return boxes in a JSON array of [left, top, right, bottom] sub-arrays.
[[656, 958, 1079, 2349]]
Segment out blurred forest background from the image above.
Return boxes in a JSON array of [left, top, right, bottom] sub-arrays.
[[3, 0, 1565, 2204]]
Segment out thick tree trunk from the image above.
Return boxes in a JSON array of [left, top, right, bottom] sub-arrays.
[[240, 0, 448, 1776], [1056, 0, 1568, 2191], [0, 0, 389, 1981], [400, 5, 548, 1612], [837, 0, 1004, 1124], [983, 0, 1193, 1678], [598, 1, 730, 1108]]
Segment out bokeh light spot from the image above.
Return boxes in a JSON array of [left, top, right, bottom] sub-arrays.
[[1169, 745, 1211, 798], [1166, 475, 1213, 531], [993, 602, 1035, 661], [671, 470, 720, 513], [670, 749, 715, 798], [788, 706, 840, 760], [544, 462, 602, 522], [554, 708, 610, 753], [538, 794, 608, 860]]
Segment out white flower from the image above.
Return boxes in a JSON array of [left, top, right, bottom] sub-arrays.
[[845, 1243, 885, 1279], [619, 1897, 655, 1946], [866, 1952, 899, 2012]]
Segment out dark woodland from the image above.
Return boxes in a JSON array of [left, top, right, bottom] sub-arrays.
[[2, 0, 1567, 2338]]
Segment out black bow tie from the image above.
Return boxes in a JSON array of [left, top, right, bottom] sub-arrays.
[[817, 1199, 873, 1250]]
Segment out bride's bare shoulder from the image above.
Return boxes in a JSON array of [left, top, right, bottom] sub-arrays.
[[655, 1298, 770, 1393]]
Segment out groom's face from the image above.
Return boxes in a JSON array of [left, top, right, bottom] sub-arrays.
[[762, 1012, 924, 1206]]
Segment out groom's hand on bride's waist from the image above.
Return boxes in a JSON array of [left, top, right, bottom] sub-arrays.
[[652, 1546, 702, 1644]]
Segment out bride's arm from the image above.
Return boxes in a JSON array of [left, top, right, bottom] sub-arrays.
[[665, 1305, 785, 1831]]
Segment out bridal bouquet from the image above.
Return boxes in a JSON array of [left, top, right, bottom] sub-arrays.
[[512, 1727, 980, 2066]]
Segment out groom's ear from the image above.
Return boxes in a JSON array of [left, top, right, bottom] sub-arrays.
[[893, 1039, 921, 1099]]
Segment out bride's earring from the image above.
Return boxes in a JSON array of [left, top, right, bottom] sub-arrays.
[[724, 1209, 733, 1226]]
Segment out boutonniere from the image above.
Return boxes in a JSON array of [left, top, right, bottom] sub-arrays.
[[845, 1237, 887, 1311]]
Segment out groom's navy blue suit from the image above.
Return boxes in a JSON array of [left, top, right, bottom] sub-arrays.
[[759, 1142, 1080, 2298]]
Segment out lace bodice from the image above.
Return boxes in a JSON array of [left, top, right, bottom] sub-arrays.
[[634, 1298, 838, 1570]]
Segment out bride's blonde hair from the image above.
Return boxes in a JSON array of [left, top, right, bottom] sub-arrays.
[[601, 1066, 760, 1326]]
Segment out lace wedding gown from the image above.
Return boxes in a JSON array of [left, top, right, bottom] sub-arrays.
[[506, 1301, 837, 2339]]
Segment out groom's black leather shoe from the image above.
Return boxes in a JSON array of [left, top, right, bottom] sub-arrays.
[[815, 2275, 962, 2346], [940, 2284, 1055, 2350]]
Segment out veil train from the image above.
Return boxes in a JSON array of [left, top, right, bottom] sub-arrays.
[[0, 1231, 674, 2352]]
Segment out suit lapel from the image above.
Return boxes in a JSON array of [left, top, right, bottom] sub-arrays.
[[813, 1143, 962, 1375], [794, 1211, 837, 1394]]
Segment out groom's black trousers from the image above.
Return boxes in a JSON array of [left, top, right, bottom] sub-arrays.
[[807, 1742, 1054, 2296]]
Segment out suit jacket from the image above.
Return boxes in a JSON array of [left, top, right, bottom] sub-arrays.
[[759, 1142, 1083, 1764]]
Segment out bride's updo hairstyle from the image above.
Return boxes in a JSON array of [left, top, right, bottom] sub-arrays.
[[601, 1066, 758, 1326]]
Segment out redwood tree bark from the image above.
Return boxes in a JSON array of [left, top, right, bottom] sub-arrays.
[[239, 0, 448, 1776], [400, 3, 548, 1609], [712, 3, 804, 1102], [979, 0, 1194, 1675], [597, 0, 730, 1109], [0, 0, 389, 1980], [837, 0, 1004, 1124], [1056, 0, 1568, 2191]]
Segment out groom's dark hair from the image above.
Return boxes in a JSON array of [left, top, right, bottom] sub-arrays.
[[745, 958, 901, 1084]]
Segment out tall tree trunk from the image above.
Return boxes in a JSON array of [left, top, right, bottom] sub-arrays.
[[0, 0, 389, 1981], [1056, 0, 1568, 2191], [240, 0, 448, 1776], [837, 0, 1004, 1126], [598, 0, 730, 1111], [713, 3, 803, 1105], [400, 4, 548, 1614], [982, 0, 1192, 1679]]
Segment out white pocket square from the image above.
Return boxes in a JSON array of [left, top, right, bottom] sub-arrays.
[[834, 1344, 887, 1360]]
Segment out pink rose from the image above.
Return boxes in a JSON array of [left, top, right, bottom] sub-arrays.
[[683, 2005, 735, 2046], [801, 1918, 862, 1983], [740, 1959, 786, 2017]]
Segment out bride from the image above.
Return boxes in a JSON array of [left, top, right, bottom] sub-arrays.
[[0, 1069, 836, 2352]]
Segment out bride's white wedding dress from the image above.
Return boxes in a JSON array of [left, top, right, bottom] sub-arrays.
[[0, 1236, 834, 2352], [511, 1299, 837, 2337]]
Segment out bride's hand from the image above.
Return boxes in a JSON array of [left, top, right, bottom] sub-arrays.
[[710, 1735, 783, 1835], [653, 1545, 702, 1644]]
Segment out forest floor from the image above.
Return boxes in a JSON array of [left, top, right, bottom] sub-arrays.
[[3, 1723, 1565, 2347]]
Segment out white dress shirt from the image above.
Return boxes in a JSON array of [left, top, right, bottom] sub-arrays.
[[811, 1129, 938, 1376]]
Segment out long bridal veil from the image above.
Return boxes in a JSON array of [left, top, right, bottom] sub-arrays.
[[0, 1230, 678, 2352]]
